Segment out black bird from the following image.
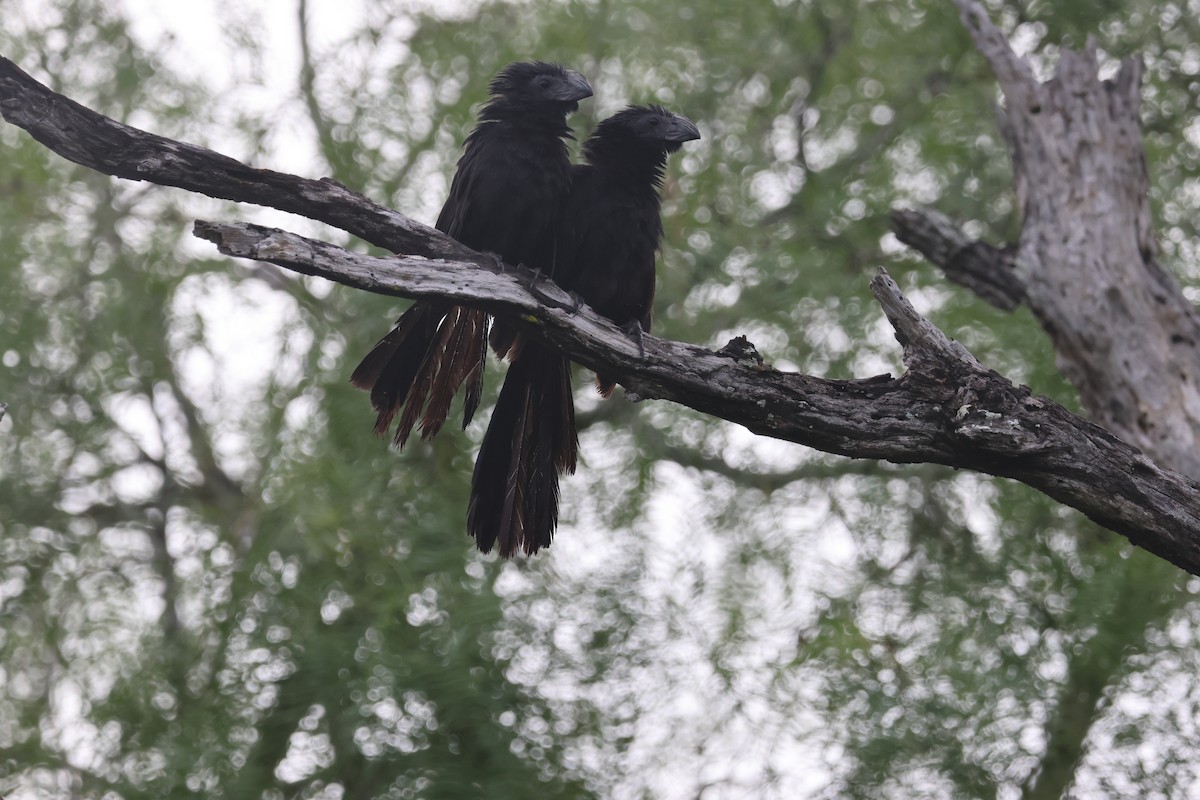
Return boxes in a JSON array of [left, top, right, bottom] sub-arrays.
[[469, 105, 701, 556], [350, 61, 592, 447], [556, 105, 701, 395]]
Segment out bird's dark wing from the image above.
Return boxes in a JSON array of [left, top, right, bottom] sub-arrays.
[[555, 173, 659, 324], [553, 165, 662, 396]]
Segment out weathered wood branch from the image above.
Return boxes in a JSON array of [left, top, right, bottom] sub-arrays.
[[196, 219, 1200, 574], [5, 49, 1200, 574], [890, 207, 1023, 311], [0, 55, 486, 266]]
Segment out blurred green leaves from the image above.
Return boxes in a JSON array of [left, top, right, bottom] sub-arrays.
[[4, 0, 1200, 798]]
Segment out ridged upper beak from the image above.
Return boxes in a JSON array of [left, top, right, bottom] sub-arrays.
[[553, 70, 594, 103], [664, 113, 701, 143]]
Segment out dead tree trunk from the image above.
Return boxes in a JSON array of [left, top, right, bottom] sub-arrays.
[[891, 3, 1200, 797], [898, 2, 1200, 481]]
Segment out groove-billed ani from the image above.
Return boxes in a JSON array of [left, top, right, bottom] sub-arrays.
[[350, 61, 592, 446], [469, 105, 701, 556]]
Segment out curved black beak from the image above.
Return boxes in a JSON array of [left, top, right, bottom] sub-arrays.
[[551, 70, 594, 103], [664, 113, 701, 143]]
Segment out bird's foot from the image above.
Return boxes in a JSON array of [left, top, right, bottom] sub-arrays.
[[520, 264, 547, 291], [485, 251, 507, 272], [621, 320, 646, 358], [524, 267, 567, 306]]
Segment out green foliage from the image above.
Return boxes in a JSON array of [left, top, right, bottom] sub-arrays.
[[3, 0, 1200, 798]]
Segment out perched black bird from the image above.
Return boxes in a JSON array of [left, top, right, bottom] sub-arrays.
[[556, 105, 701, 395], [469, 105, 701, 556], [350, 61, 592, 447]]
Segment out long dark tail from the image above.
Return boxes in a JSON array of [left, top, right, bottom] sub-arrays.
[[468, 344, 577, 556], [350, 302, 489, 447]]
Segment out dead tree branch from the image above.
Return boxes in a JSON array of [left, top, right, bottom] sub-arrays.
[[0, 55, 485, 266], [196, 220, 1200, 574], [890, 208, 1023, 311], [5, 50, 1200, 574]]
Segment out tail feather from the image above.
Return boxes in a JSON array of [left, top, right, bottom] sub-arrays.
[[349, 302, 432, 393], [550, 356, 579, 474], [497, 391, 534, 555], [469, 371, 531, 556], [460, 313, 489, 431], [419, 307, 488, 436], [489, 320, 520, 362], [394, 306, 482, 445], [393, 311, 457, 447], [351, 301, 489, 448], [527, 351, 577, 550], [469, 345, 577, 556], [349, 302, 442, 439]]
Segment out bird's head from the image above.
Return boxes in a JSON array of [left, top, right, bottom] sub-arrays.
[[489, 61, 594, 112], [595, 105, 701, 154]]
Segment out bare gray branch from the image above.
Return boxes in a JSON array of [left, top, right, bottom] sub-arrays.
[[196, 220, 1200, 574]]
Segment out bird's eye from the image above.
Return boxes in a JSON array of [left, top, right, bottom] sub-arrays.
[[537, 77, 552, 89], [648, 118, 660, 126]]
